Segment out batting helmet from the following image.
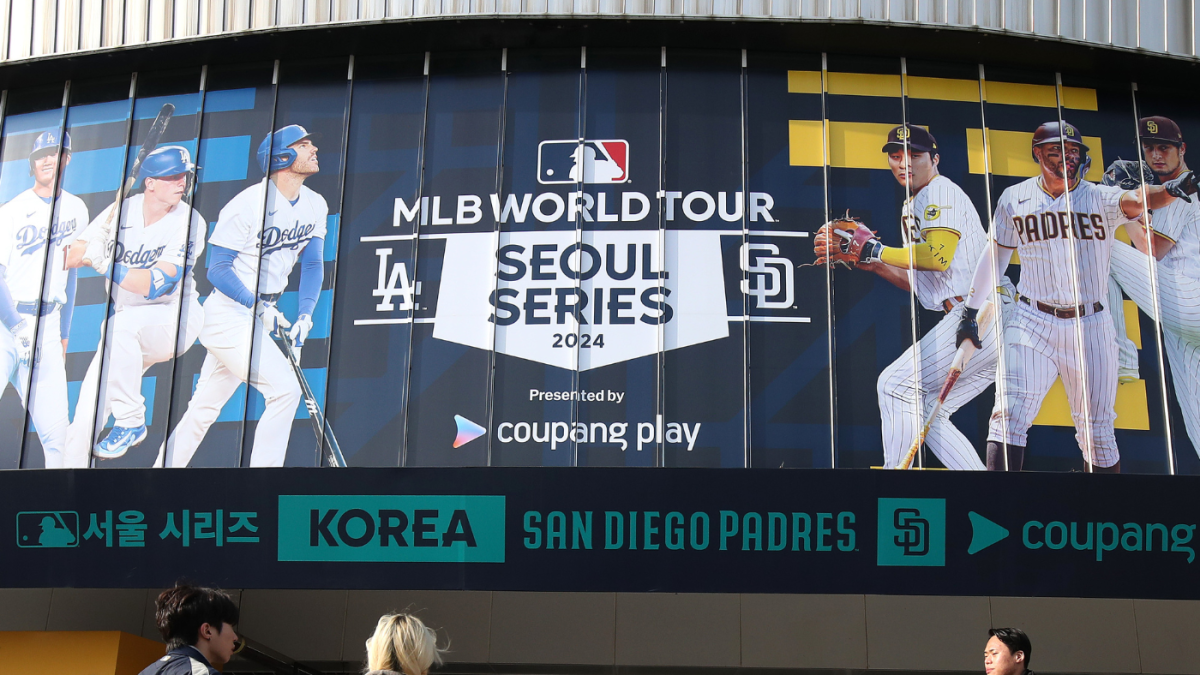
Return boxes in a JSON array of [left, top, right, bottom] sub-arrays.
[[28, 130, 71, 174], [1031, 121, 1090, 158], [257, 124, 313, 174], [139, 146, 196, 183]]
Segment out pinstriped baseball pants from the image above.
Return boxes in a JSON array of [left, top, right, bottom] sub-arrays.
[[987, 300, 1119, 467], [877, 300, 1012, 471]]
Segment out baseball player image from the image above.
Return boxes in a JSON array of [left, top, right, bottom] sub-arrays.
[[956, 120, 1198, 473], [163, 124, 327, 468], [62, 146, 206, 461], [0, 130, 88, 467], [1104, 116, 1200, 456], [817, 124, 1010, 469]]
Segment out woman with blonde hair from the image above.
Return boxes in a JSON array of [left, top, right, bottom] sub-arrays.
[[365, 613, 446, 675]]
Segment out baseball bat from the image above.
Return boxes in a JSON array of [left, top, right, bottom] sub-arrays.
[[81, 103, 175, 268], [896, 300, 997, 470], [278, 336, 348, 468]]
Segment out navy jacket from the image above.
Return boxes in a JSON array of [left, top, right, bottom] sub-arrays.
[[137, 646, 220, 675]]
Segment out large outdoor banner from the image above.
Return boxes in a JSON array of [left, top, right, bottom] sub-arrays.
[[3, 467, 1200, 599], [0, 49, 1195, 474]]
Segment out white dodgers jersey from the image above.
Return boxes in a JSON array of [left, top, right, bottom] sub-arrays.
[[0, 189, 88, 303], [1145, 195, 1200, 281], [901, 174, 988, 311], [87, 194, 207, 311], [994, 178, 1128, 306], [209, 179, 328, 297]]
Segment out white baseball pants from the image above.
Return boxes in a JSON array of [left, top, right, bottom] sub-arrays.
[[165, 292, 301, 468], [1, 311, 68, 467], [1109, 242, 1200, 453], [878, 294, 1012, 471], [987, 299, 1119, 467]]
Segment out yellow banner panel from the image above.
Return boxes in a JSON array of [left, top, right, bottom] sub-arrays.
[[787, 70, 822, 94], [1124, 299, 1143, 349], [788, 119, 825, 167], [1061, 86, 1099, 111], [906, 76, 981, 102], [983, 80, 1059, 107], [827, 121, 905, 170], [826, 72, 902, 98], [966, 128, 1104, 181], [1034, 378, 1149, 430]]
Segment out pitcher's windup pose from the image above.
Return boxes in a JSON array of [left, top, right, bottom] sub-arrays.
[[164, 125, 327, 467]]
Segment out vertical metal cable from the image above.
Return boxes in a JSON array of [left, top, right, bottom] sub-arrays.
[[1054, 72, 1096, 471], [978, 64, 1011, 469], [397, 51, 432, 466], [235, 59, 281, 468], [821, 52, 836, 467], [1130, 81, 1177, 474], [158, 65, 207, 467], [899, 58, 923, 467]]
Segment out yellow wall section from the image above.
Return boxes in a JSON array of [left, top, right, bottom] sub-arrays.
[[788, 120, 825, 166], [1033, 378, 1150, 430], [787, 70, 822, 94], [966, 128, 1105, 181], [906, 76, 981, 102], [791, 120, 936, 170], [0, 631, 165, 675], [787, 71, 1097, 109], [826, 72, 901, 97]]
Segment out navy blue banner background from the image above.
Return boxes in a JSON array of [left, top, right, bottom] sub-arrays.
[[2, 467, 1198, 598]]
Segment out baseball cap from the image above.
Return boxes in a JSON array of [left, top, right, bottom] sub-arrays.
[[1140, 116, 1183, 146], [882, 124, 938, 154]]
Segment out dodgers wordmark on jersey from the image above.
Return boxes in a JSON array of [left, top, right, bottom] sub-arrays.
[[84, 194, 207, 311], [901, 174, 988, 311], [209, 178, 328, 297], [0, 189, 88, 303], [994, 178, 1129, 305]]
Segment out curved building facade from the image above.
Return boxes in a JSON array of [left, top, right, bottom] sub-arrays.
[[1, 5, 1200, 675]]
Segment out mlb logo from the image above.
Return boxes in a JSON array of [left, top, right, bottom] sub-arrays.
[[537, 139, 629, 185]]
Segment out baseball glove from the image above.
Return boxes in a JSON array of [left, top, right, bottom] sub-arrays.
[[813, 217, 880, 268], [1102, 159, 1155, 190]]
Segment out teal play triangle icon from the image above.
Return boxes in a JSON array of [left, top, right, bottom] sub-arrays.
[[968, 511, 1010, 554]]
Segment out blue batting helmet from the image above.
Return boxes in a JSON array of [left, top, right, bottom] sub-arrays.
[[139, 146, 196, 183], [28, 130, 71, 175], [257, 124, 313, 174]]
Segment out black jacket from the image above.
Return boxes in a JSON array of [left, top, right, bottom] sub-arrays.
[[137, 646, 220, 675]]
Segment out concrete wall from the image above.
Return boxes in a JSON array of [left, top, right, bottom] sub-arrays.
[[1, 589, 1196, 674]]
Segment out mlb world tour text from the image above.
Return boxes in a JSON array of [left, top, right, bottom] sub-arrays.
[[393, 190, 777, 228]]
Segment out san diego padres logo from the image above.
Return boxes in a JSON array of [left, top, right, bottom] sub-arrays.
[[1148, 120, 1160, 134], [923, 205, 943, 221], [1066, 126, 1076, 137], [897, 127, 910, 140]]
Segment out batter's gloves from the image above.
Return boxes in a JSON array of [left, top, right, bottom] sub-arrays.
[[289, 313, 313, 348], [10, 319, 33, 367], [255, 301, 292, 339], [956, 306, 982, 349], [1163, 170, 1200, 202]]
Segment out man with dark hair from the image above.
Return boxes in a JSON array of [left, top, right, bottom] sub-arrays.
[[138, 584, 240, 675], [985, 627, 1033, 675]]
